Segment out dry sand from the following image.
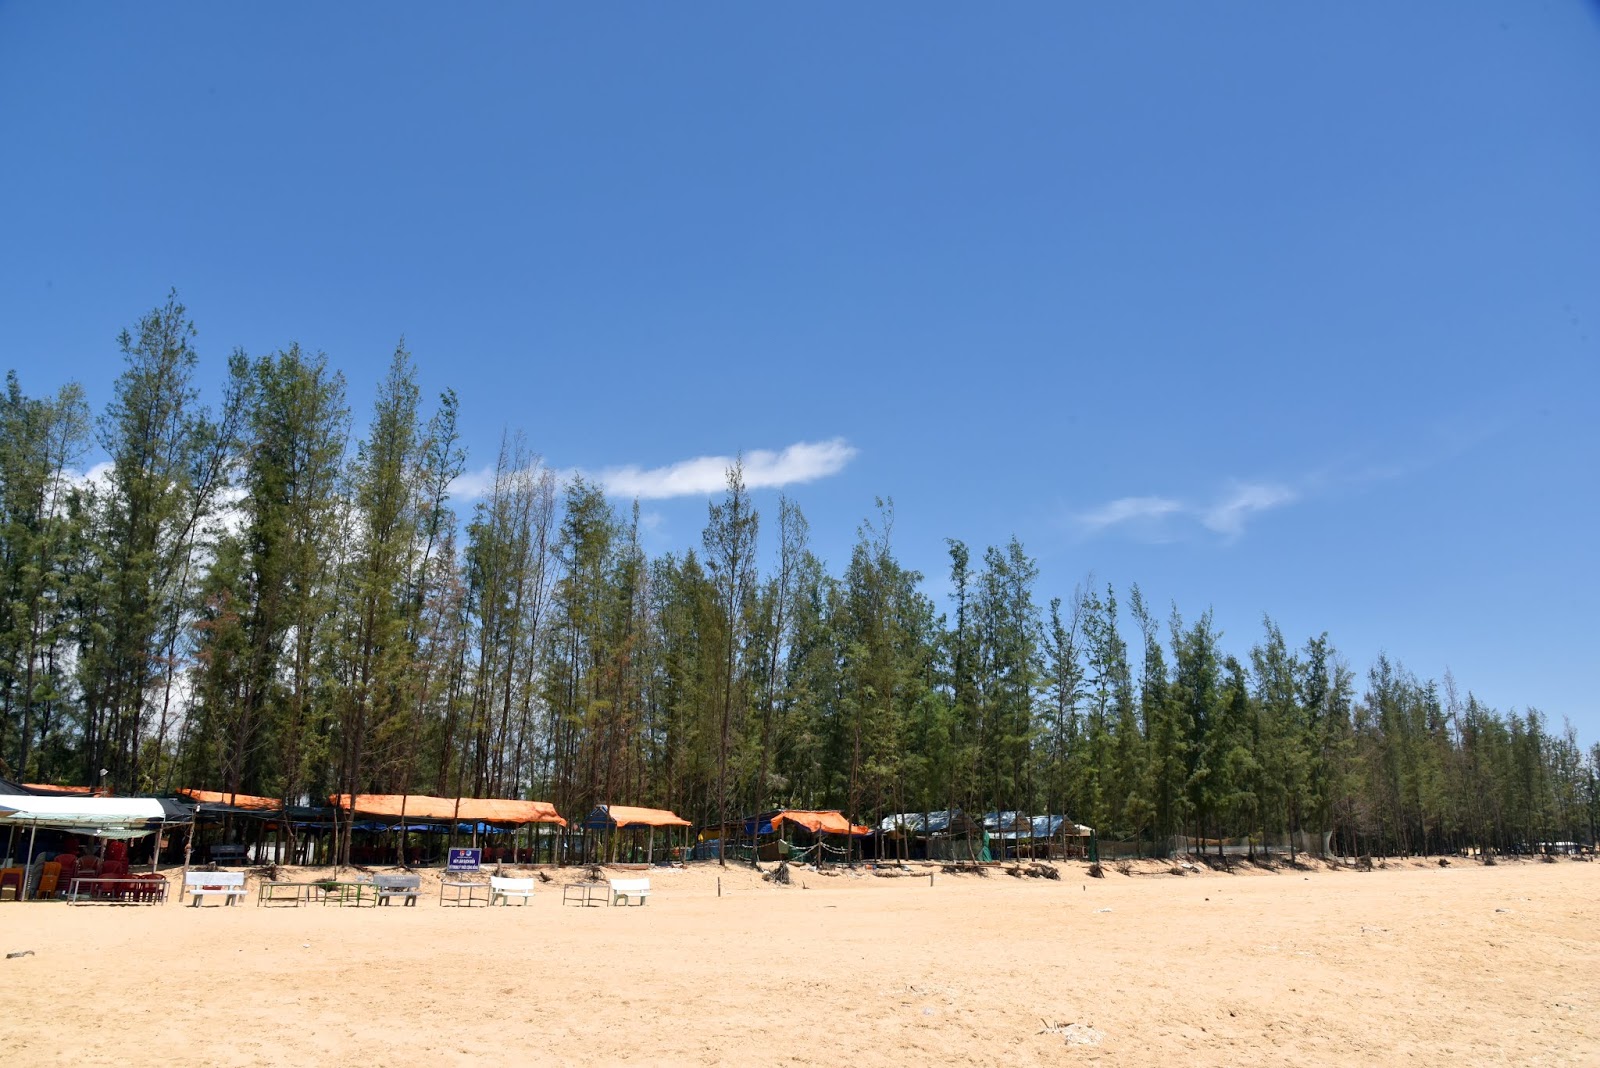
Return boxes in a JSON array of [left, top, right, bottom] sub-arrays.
[[1, 856, 1595, 1067]]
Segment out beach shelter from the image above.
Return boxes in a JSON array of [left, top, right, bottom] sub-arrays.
[[767, 810, 873, 837], [583, 805, 691, 863], [877, 809, 988, 860], [0, 794, 191, 894], [750, 809, 872, 863], [331, 794, 567, 863], [331, 794, 566, 826]]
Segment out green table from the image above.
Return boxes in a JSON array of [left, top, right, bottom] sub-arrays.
[[318, 881, 376, 907], [257, 881, 330, 906]]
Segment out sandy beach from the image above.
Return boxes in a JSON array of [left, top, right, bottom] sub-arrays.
[[1, 857, 1595, 1067]]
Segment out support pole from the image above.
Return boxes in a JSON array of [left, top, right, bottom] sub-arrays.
[[181, 815, 196, 904], [24, 822, 38, 900]]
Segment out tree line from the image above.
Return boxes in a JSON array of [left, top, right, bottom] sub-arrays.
[[2, 295, 1596, 861]]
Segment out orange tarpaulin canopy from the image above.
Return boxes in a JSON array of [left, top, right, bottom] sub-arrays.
[[331, 794, 567, 826], [770, 810, 873, 836], [180, 788, 281, 810], [593, 805, 691, 828], [23, 783, 104, 796]]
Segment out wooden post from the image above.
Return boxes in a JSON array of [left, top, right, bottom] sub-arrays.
[[180, 816, 196, 904], [398, 794, 409, 867]]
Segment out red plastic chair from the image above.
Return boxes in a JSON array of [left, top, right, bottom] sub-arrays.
[[53, 855, 77, 895]]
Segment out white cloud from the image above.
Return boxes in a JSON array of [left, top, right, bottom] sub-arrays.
[[449, 465, 501, 502], [597, 438, 857, 500], [1075, 481, 1296, 542], [450, 438, 859, 504], [1077, 495, 1184, 532], [1199, 482, 1297, 538]]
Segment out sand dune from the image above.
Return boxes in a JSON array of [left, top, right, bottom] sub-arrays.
[[1, 857, 1595, 1066]]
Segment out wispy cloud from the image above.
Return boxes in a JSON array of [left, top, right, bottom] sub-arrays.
[[1199, 482, 1297, 537], [598, 438, 857, 500], [1075, 480, 1296, 542], [1077, 495, 1184, 532], [452, 438, 858, 503]]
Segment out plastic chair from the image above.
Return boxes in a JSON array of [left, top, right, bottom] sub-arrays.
[[35, 862, 61, 899]]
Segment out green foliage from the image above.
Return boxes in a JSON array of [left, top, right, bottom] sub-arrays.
[[1, 294, 1591, 861]]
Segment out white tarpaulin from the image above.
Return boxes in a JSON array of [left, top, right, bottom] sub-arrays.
[[0, 795, 167, 826]]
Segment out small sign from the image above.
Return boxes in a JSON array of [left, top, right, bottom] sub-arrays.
[[447, 847, 481, 872]]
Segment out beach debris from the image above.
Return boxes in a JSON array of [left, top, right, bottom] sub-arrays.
[[1438, 858, 1450, 867], [764, 862, 793, 886], [939, 862, 988, 876], [1094, 907, 1112, 913], [1086, 863, 1105, 878], [1038, 1021, 1103, 1047], [535, 871, 552, 883], [1494, 908, 1510, 913], [1004, 863, 1058, 879], [7, 950, 35, 959]]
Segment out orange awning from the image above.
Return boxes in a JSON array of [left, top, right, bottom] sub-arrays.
[[770, 810, 872, 836], [331, 794, 566, 826], [180, 788, 281, 810], [594, 805, 691, 828], [23, 783, 104, 796]]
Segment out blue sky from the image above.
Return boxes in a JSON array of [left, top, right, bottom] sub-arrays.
[[2, 5, 1597, 734]]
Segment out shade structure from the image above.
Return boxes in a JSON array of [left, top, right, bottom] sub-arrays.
[[981, 812, 1093, 839], [768, 810, 872, 836], [0, 794, 173, 828], [584, 805, 691, 829], [180, 788, 282, 810], [22, 783, 101, 796], [330, 794, 566, 826], [877, 809, 984, 837]]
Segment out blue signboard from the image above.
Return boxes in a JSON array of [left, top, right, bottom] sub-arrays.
[[447, 847, 482, 872]]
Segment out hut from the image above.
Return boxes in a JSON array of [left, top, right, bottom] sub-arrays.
[[0, 793, 193, 899], [179, 788, 337, 865], [877, 809, 988, 861], [331, 794, 567, 865], [982, 812, 1095, 859], [747, 809, 871, 863], [583, 805, 692, 864]]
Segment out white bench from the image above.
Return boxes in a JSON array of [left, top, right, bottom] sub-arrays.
[[185, 870, 246, 907], [489, 876, 536, 906], [608, 877, 650, 906]]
